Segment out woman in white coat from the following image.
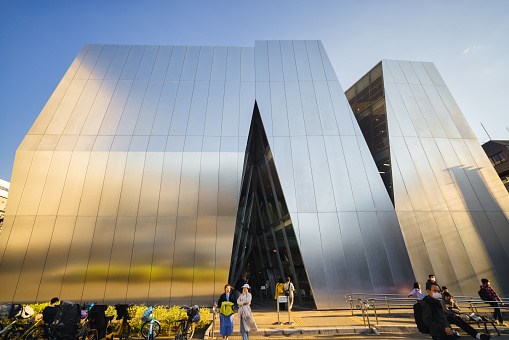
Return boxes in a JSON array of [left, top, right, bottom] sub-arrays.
[[237, 283, 258, 340]]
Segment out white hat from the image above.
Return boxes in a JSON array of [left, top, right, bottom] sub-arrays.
[[241, 283, 250, 289]]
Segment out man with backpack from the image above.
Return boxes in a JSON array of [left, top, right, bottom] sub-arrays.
[[420, 281, 460, 340], [42, 297, 59, 324]]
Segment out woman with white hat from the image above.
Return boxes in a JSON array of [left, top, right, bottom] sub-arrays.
[[237, 283, 258, 340]]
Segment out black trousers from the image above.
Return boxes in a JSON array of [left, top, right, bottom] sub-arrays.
[[446, 315, 479, 338], [489, 302, 503, 322]]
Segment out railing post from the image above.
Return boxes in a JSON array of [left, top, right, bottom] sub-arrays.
[[211, 303, 217, 339], [371, 299, 379, 324], [348, 294, 354, 316], [386, 296, 391, 316]]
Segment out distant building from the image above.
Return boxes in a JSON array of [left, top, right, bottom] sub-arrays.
[[0, 179, 9, 227], [482, 140, 509, 192]]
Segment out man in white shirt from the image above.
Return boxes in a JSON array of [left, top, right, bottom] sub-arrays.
[[283, 277, 295, 311]]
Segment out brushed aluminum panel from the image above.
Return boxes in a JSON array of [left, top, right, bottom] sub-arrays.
[[177, 145, 202, 217], [77, 152, 108, 216], [117, 152, 146, 216], [296, 212, 329, 309], [290, 136, 317, 212], [38, 152, 71, 215], [103, 216, 136, 302], [267, 41, 283, 81], [0, 216, 36, 301], [169, 81, 194, 135], [151, 46, 173, 81], [121, 45, 145, 80], [272, 137, 297, 213], [59, 216, 96, 301], [239, 82, 255, 137], [193, 218, 217, 305], [138, 152, 164, 216], [158, 137, 184, 216], [270, 81, 289, 136], [97, 152, 127, 216], [187, 81, 210, 135], [214, 216, 236, 300], [384, 59, 407, 84], [75, 45, 104, 80], [318, 212, 349, 308], [381, 60, 394, 83], [37, 135, 59, 151], [4, 151, 36, 215], [292, 41, 312, 81], [299, 81, 322, 135], [133, 80, 164, 135], [37, 216, 76, 301], [211, 47, 227, 81], [422, 84, 461, 139], [337, 212, 373, 293], [255, 81, 273, 136], [306, 41, 326, 81], [409, 84, 447, 138], [196, 46, 213, 81], [423, 62, 446, 86], [17, 152, 53, 215], [485, 212, 509, 259], [170, 217, 197, 305], [63, 79, 102, 134], [398, 60, 420, 85], [46, 79, 87, 135], [136, 45, 158, 79], [151, 81, 178, 135], [314, 81, 338, 136], [435, 85, 476, 139], [13, 216, 55, 302], [384, 82, 417, 137], [90, 45, 117, 80], [254, 41, 269, 82], [397, 83, 432, 138], [285, 81, 306, 136], [204, 81, 225, 136], [280, 40, 298, 82], [117, 80, 149, 135], [307, 136, 336, 212], [81, 79, 117, 135], [181, 46, 200, 81], [166, 46, 186, 81], [390, 155, 413, 211], [323, 136, 356, 211], [385, 94, 403, 137], [226, 47, 241, 81], [221, 81, 240, 136], [218, 137, 240, 216], [410, 61, 434, 85], [241, 47, 255, 82], [82, 216, 116, 302], [125, 217, 157, 303], [318, 41, 337, 81], [105, 45, 131, 79], [62, 44, 89, 80], [328, 81, 356, 136], [148, 217, 176, 303], [198, 147, 220, 216], [98, 80, 134, 135], [341, 135, 376, 211]]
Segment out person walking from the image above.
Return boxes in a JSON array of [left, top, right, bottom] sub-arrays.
[[217, 284, 235, 340], [237, 284, 257, 340], [480, 278, 505, 326], [284, 277, 295, 311]]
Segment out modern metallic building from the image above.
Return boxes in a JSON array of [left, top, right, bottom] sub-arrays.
[[346, 60, 509, 297], [0, 41, 507, 308]]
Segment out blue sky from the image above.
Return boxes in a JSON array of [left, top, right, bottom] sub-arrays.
[[1, 0, 508, 181]]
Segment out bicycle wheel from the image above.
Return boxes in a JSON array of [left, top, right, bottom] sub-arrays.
[[141, 321, 160, 339], [77, 321, 90, 340], [119, 323, 131, 340], [5, 328, 23, 340], [25, 326, 47, 340], [186, 324, 195, 340], [174, 322, 185, 340]]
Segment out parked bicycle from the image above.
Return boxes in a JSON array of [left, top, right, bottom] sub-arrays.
[[174, 305, 200, 340], [140, 307, 160, 340], [0, 305, 34, 340], [85, 304, 133, 340]]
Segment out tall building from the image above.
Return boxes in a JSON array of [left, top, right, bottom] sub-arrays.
[[346, 61, 509, 297], [482, 140, 509, 192]]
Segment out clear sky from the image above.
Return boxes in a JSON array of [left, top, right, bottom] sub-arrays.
[[1, 0, 508, 181]]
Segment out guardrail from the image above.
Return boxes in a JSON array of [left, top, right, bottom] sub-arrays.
[[345, 293, 509, 326]]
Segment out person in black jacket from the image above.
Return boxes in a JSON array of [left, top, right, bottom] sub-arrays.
[[42, 297, 59, 324], [441, 292, 490, 340], [217, 284, 236, 340], [421, 282, 458, 340]]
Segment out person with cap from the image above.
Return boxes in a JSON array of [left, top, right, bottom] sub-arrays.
[[217, 284, 236, 340], [237, 283, 257, 340], [441, 292, 490, 340]]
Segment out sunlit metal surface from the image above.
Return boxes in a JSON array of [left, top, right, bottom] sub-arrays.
[[0, 42, 417, 308]]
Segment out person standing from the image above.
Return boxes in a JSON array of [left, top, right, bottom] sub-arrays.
[[480, 278, 505, 326], [237, 284, 258, 340], [218, 284, 235, 340], [284, 277, 295, 311], [441, 292, 490, 340]]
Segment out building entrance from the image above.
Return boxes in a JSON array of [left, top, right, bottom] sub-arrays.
[[229, 103, 314, 307]]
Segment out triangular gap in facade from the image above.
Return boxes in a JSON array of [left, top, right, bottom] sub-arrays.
[[345, 62, 394, 205], [229, 102, 315, 308]]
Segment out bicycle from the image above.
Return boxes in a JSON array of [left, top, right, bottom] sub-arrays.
[[140, 307, 160, 340], [0, 305, 35, 340], [85, 304, 133, 340], [174, 305, 200, 340]]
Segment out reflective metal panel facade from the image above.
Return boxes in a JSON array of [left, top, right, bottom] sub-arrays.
[[0, 42, 414, 308], [347, 60, 509, 297]]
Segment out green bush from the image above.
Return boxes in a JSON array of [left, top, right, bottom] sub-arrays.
[[27, 303, 210, 337]]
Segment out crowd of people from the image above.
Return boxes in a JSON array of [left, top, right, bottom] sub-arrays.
[[410, 274, 506, 340]]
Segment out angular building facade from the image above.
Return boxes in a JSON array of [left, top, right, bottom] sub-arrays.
[[346, 60, 509, 297]]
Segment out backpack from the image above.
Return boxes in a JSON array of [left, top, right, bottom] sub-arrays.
[[478, 288, 490, 301], [413, 301, 430, 334], [53, 302, 81, 340]]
